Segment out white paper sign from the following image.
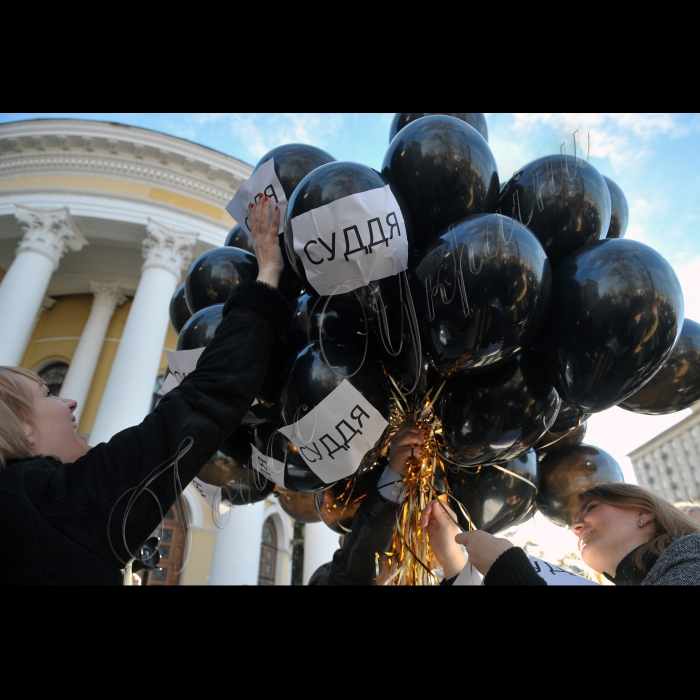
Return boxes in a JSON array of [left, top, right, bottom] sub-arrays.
[[191, 477, 232, 515], [290, 185, 408, 296], [225, 158, 287, 235], [453, 562, 485, 586], [165, 348, 206, 386], [250, 443, 286, 488], [528, 556, 599, 586], [278, 379, 388, 484]]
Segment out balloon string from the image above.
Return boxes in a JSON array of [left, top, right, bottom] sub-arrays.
[[535, 414, 584, 451], [317, 280, 370, 379]]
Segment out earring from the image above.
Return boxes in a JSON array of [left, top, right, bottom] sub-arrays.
[[637, 518, 644, 527]]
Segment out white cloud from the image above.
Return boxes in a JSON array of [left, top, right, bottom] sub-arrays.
[[186, 113, 346, 161], [510, 113, 688, 170]]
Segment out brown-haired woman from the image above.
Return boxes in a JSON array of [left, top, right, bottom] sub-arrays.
[[0, 197, 290, 585], [441, 483, 700, 585]]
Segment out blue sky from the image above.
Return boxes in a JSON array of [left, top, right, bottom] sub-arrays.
[[4, 112, 700, 485]]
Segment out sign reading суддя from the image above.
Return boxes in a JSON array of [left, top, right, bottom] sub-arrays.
[[290, 185, 408, 296], [278, 380, 388, 484], [226, 159, 287, 236]]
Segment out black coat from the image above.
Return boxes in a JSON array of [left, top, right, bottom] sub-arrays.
[[308, 488, 399, 586], [0, 281, 291, 585]]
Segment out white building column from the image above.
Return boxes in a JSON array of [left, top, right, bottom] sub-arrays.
[[0, 206, 86, 366], [302, 522, 342, 584], [209, 501, 266, 585], [89, 219, 196, 445], [59, 282, 126, 425]]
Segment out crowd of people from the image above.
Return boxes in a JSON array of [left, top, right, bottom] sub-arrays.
[[1, 196, 699, 586]]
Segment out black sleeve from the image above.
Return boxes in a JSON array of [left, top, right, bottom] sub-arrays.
[[310, 489, 399, 585], [484, 547, 548, 586], [31, 281, 293, 567]]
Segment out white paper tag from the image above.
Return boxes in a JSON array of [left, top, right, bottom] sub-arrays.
[[191, 477, 232, 515], [528, 556, 599, 585], [278, 379, 388, 484], [161, 373, 180, 396], [165, 348, 206, 385], [453, 562, 485, 586], [225, 159, 287, 235], [290, 185, 408, 296], [250, 443, 286, 488]]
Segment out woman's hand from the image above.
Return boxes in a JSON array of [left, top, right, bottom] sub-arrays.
[[454, 530, 514, 577], [250, 195, 284, 288], [421, 500, 466, 580], [388, 421, 425, 477]]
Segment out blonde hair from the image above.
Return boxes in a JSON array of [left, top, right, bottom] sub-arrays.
[[579, 483, 700, 569], [0, 366, 42, 469]]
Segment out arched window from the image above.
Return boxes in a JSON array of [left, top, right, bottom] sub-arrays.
[[258, 517, 278, 586], [37, 361, 69, 396]]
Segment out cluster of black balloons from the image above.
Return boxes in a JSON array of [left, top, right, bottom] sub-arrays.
[[168, 112, 700, 531]]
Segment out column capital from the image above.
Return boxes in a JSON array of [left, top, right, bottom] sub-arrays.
[[89, 281, 127, 313], [14, 205, 88, 271], [142, 218, 197, 278]]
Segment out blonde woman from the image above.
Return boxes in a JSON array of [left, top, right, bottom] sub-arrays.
[[427, 483, 700, 585], [0, 197, 289, 585]]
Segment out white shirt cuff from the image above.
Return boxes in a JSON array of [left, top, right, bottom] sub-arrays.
[[377, 466, 406, 504]]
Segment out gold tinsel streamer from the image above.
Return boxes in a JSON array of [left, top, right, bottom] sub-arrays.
[[380, 377, 448, 586], [375, 380, 583, 585]]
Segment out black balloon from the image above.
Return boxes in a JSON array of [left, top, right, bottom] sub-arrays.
[[603, 176, 630, 239], [538, 238, 684, 413], [619, 318, 700, 414], [440, 350, 560, 466], [276, 488, 322, 523], [314, 465, 383, 534], [284, 161, 412, 300], [498, 155, 611, 267], [445, 450, 539, 534], [196, 427, 274, 506], [382, 115, 500, 253], [289, 292, 369, 354], [177, 303, 223, 351], [411, 213, 551, 375], [535, 400, 589, 456], [254, 424, 326, 493], [185, 246, 258, 314], [254, 143, 337, 200], [389, 113, 489, 143], [537, 444, 624, 527], [225, 223, 254, 254], [278, 340, 391, 486], [169, 282, 192, 335]]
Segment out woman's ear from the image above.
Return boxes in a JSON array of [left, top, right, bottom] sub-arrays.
[[22, 420, 36, 446], [638, 511, 655, 527]]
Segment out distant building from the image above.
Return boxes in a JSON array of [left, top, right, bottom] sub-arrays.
[[628, 406, 700, 503]]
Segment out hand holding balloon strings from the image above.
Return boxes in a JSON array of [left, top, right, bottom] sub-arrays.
[[420, 500, 467, 580], [388, 420, 426, 478], [250, 195, 283, 288]]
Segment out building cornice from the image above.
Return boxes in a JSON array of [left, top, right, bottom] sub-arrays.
[[628, 407, 700, 458], [0, 120, 252, 215]]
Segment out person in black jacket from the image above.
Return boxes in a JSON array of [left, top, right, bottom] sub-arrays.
[[308, 421, 425, 585], [445, 483, 700, 585], [0, 196, 291, 585]]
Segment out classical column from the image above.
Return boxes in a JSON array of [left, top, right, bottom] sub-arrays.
[[59, 282, 127, 425], [302, 522, 342, 584], [209, 501, 266, 585], [0, 206, 87, 366], [89, 219, 195, 446]]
